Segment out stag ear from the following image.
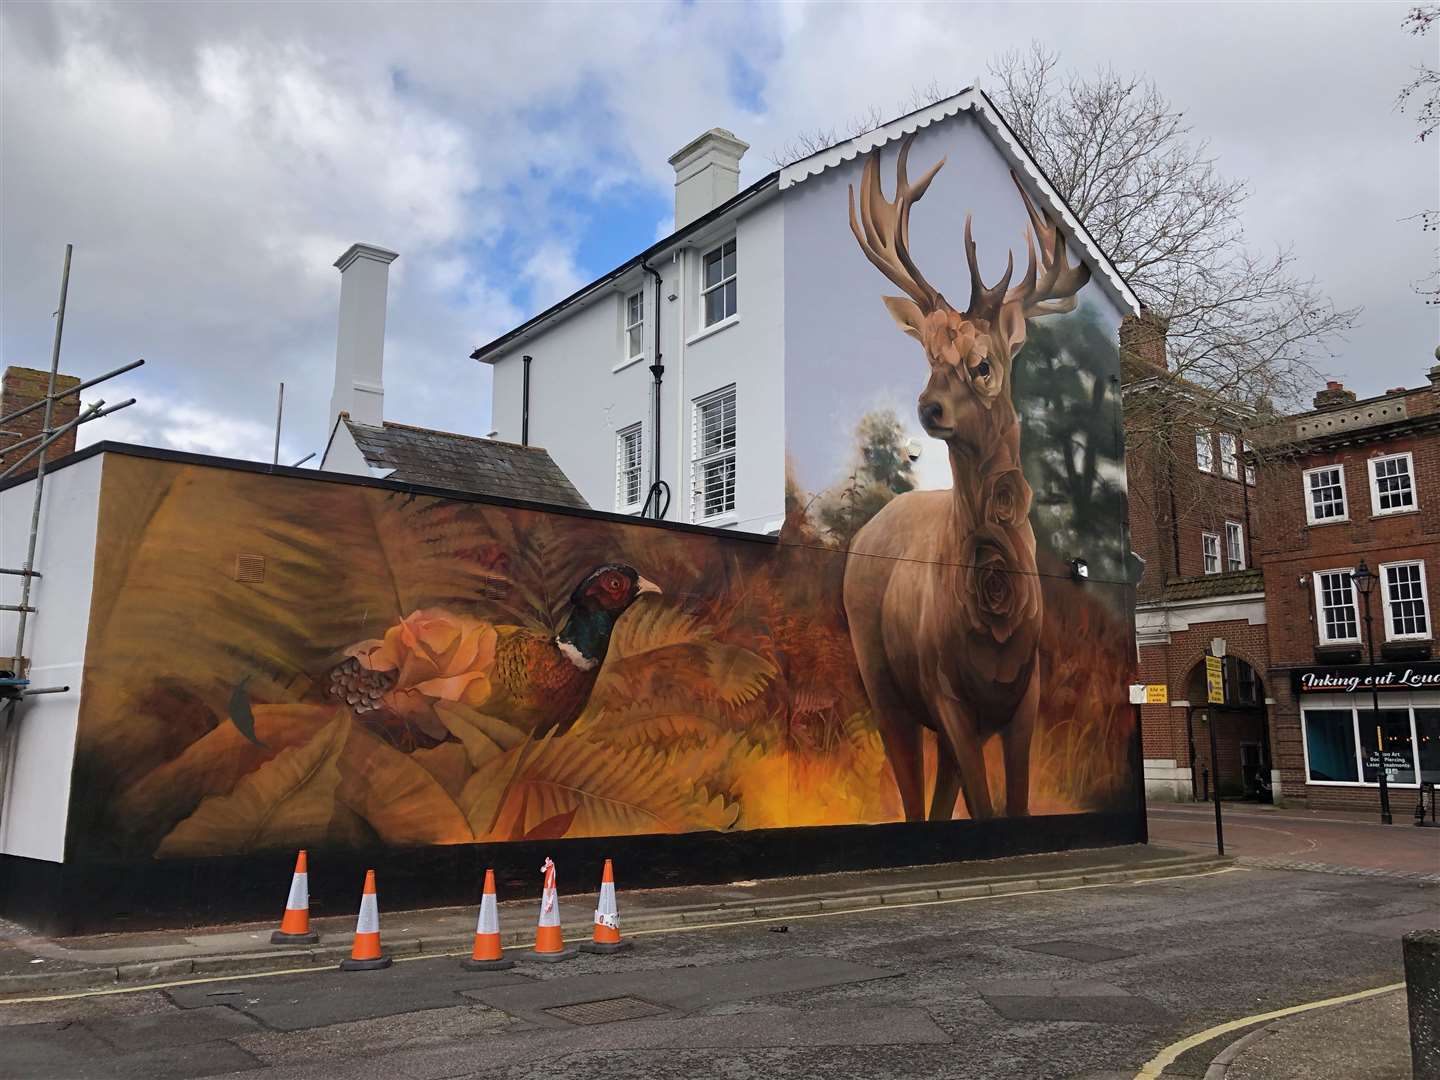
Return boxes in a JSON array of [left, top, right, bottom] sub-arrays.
[[882, 296, 925, 341]]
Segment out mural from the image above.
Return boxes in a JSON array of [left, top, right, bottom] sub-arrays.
[[783, 122, 1134, 824], [68, 451, 1134, 860]]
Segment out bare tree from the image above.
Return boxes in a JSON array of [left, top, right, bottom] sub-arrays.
[[1396, 5, 1439, 304]]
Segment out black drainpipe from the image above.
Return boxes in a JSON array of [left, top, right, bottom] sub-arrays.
[[521, 354, 532, 447], [641, 260, 669, 519]]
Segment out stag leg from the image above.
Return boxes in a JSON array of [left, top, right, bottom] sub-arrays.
[[935, 697, 994, 821], [930, 740, 962, 821], [1001, 667, 1040, 818], [876, 713, 926, 822]]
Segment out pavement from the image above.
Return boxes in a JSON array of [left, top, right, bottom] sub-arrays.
[[1146, 800, 1440, 882]]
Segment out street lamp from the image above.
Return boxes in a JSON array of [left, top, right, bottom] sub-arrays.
[[1351, 560, 1393, 825]]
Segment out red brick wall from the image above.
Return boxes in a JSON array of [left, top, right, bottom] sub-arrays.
[[0, 366, 81, 476], [1256, 376, 1439, 811]]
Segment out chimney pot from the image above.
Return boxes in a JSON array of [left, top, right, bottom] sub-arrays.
[[668, 129, 749, 230], [330, 243, 398, 431], [1326, 380, 1343, 390]]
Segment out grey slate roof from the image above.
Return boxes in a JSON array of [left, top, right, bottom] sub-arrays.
[[344, 419, 589, 509]]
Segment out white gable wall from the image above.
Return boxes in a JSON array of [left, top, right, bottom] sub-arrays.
[[489, 192, 786, 534], [0, 453, 103, 861]]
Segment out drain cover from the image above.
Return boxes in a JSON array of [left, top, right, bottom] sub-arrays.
[[544, 996, 670, 1025]]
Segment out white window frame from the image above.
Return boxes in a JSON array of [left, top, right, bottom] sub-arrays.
[[692, 384, 737, 522], [1300, 694, 1437, 789], [1368, 452, 1417, 516], [1313, 567, 1361, 645], [1304, 464, 1348, 525], [1218, 433, 1239, 480], [700, 237, 737, 328], [1224, 521, 1245, 571], [1195, 430, 1214, 473], [1243, 440, 1256, 486], [615, 422, 646, 513], [623, 290, 645, 365], [1202, 532, 1221, 574], [1380, 559, 1430, 641]]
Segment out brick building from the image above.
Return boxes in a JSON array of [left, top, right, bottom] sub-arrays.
[[1254, 367, 1440, 813], [0, 366, 81, 477], [1128, 325, 1440, 815]]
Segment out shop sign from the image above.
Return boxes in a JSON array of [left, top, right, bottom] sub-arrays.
[[1292, 662, 1440, 695]]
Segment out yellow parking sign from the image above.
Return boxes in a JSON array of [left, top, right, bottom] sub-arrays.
[[1146, 684, 1168, 704], [1206, 655, 1224, 704]]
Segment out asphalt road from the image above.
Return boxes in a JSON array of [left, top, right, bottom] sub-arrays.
[[0, 863, 1432, 1080]]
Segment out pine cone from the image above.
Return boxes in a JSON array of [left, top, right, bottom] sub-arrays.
[[329, 656, 395, 714]]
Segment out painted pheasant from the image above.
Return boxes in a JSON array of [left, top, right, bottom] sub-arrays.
[[329, 564, 661, 749]]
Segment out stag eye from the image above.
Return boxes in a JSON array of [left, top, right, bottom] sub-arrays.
[[974, 360, 991, 379]]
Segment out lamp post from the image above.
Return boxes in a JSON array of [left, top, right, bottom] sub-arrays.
[[1351, 560, 1393, 826]]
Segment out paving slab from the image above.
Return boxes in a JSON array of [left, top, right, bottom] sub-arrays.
[[460, 956, 900, 1026], [165, 965, 533, 1032], [1015, 940, 1136, 963], [82, 1004, 260, 1050]]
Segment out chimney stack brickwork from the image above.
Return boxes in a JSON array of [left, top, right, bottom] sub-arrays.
[[1311, 380, 1358, 410], [1, 366, 81, 476], [668, 129, 749, 230]]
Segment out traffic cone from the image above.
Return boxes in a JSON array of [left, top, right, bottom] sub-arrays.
[[462, 869, 515, 971], [581, 859, 632, 954], [338, 869, 392, 971], [525, 857, 577, 963], [270, 850, 320, 945]]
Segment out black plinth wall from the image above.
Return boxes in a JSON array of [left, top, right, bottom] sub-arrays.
[[0, 811, 1143, 936]]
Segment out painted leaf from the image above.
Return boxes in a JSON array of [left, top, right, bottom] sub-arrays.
[[703, 644, 778, 705], [482, 735, 740, 841], [608, 603, 709, 658], [155, 713, 349, 857], [433, 700, 528, 767], [115, 704, 339, 851], [409, 741, 473, 800], [336, 724, 473, 845]]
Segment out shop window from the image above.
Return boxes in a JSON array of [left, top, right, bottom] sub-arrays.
[[1417, 709, 1440, 786], [1358, 708, 1417, 786], [1304, 709, 1358, 782]]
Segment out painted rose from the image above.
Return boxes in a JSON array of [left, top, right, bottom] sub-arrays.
[[960, 525, 1042, 682], [347, 609, 498, 732], [980, 468, 1030, 529]]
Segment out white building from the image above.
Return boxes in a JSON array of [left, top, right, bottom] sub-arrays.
[[471, 89, 1139, 535]]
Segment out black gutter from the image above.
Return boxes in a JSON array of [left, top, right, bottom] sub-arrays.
[[520, 354, 531, 446], [642, 260, 665, 515], [470, 171, 779, 362]]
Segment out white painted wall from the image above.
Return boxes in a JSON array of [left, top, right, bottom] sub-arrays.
[[489, 191, 786, 534], [0, 453, 103, 861]]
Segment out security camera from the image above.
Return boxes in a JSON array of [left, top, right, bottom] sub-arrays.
[[905, 439, 923, 462]]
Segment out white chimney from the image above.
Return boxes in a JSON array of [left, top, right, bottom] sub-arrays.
[[668, 129, 749, 230], [329, 242, 399, 429]]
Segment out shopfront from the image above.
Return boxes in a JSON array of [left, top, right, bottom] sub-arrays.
[[1294, 663, 1440, 792]]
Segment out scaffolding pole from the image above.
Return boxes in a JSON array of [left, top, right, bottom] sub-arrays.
[[0, 246, 136, 840]]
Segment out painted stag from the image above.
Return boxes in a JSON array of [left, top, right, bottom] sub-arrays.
[[843, 131, 1090, 822]]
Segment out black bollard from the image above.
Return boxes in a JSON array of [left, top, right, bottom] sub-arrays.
[[1404, 929, 1440, 1080]]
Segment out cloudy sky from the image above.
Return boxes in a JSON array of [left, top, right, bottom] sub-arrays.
[[2, 1, 1435, 464]]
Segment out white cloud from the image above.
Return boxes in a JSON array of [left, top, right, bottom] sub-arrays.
[[3, 0, 1434, 464]]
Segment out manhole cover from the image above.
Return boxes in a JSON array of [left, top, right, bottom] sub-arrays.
[[544, 996, 670, 1025]]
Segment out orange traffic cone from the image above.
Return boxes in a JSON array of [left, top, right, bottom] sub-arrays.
[[270, 850, 319, 945], [525, 857, 577, 963], [338, 869, 392, 971], [581, 859, 632, 954], [462, 869, 515, 971]]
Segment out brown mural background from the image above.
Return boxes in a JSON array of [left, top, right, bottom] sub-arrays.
[[66, 454, 1136, 861]]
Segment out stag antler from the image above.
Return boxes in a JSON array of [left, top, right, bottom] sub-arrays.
[[848, 133, 947, 312], [1004, 172, 1091, 318]]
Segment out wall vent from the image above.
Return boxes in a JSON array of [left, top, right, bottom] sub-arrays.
[[234, 553, 266, 583]]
